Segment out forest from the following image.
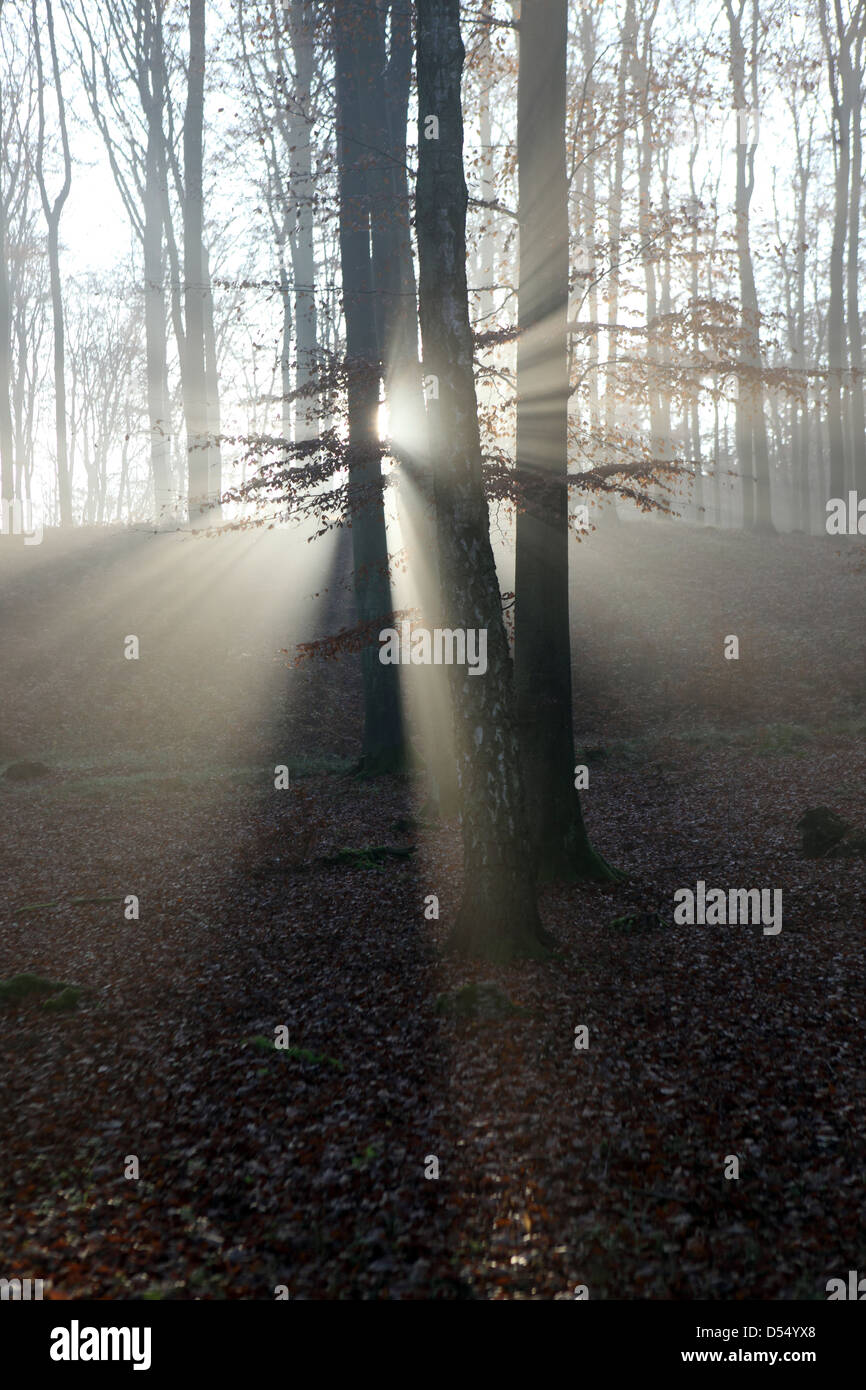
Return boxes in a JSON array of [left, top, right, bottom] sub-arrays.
[[0, 0, 864, 1328]]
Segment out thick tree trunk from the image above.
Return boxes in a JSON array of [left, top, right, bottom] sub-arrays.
[[513, 0, 619, 884], [416, 0, 549, 959], [371, 0, 458, 813], [334, 6, 405, 776]]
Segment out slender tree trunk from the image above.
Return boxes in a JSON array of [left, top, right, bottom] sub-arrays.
[[725, 0, 773, 531], [183, 0, 209, 526], [605, 0, 635, 455], [827, 92, 849, 500], [846, 64, 865, 493], [657, 143, 673, 473], [144, 114, 171, 520], [117, 409, 131, 522], [203, 244, 222, 520], [416, 0, 548, 958], [278, 255, 292, 444], [0, 203, 14, 503], [713, 380, 722, 524], [34, 0, 72, 525], [636, 30, 666, 497], [288, 0, 318, 443], [477, 4, 495, 326], [579, 11, 601, 440], [688, 131, 703, 522], [513, 0, 619, 884], [793, 113, 811, 531]]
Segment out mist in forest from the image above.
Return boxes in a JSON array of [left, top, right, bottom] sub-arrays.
[[0, 0, 863, 1338]]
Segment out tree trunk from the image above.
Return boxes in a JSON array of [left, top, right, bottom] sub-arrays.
[[416, 0, 549, 959], [203, 244, 222, 521], [636, 28, 666, 495], [513, 0, 619, 884], [182, 0, 217, 528], [0, 201, 14, 503], [372, 0, 458, 813], [334, 5, 405, 776], [476, 4, 496, 327], [278, 256, 292, 444], [827, 92, 849, 500], [725, 0, 773, 531], [846, 59, 865, 494], [288, 0, 318, 443], [34, 0, 72, 525], [605, 0, 635, 456], [144, 112, 172, 521]]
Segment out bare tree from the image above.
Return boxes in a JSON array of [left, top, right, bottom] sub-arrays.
[[0, 27, 36, 503], [724, 0, 773, 530], [65, 0, 175, 518], [33, 0, 72, 523], [416, 0, 548, 958], [513, 0, 619, 883]]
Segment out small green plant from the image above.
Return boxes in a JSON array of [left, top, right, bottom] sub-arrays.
[[0, 972, 84, 1008], [244, 1036, 344, 1071], [351, 1145, 380, 1170], [42, 986, 82, 1013], [0, 972, 63, 1001]]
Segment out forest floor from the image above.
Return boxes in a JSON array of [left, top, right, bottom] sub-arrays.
[[0, 516, 863, 1299]]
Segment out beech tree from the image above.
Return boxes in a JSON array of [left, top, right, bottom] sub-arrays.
[[416, 0, 549, 958], [333, 1, 406, 775], [33, 0, 72, 524], [513, 0, 619, 883], [0, 29, 35, 504], [723, 0, 773, 531]]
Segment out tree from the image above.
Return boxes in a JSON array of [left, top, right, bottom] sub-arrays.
[[724, 0, 773, 530], [416, 0, 549, 959], [66, 0, 174, 519], [333, 1, 406, 776], [33, 0, 72, 524], [183, 0, 220, 527], [513, 0, 620, 884], [819, 0, 866, 500], [0, 29, 35, 504]]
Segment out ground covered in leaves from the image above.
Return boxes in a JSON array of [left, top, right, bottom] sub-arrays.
[[0, 519, 863, 1299]]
